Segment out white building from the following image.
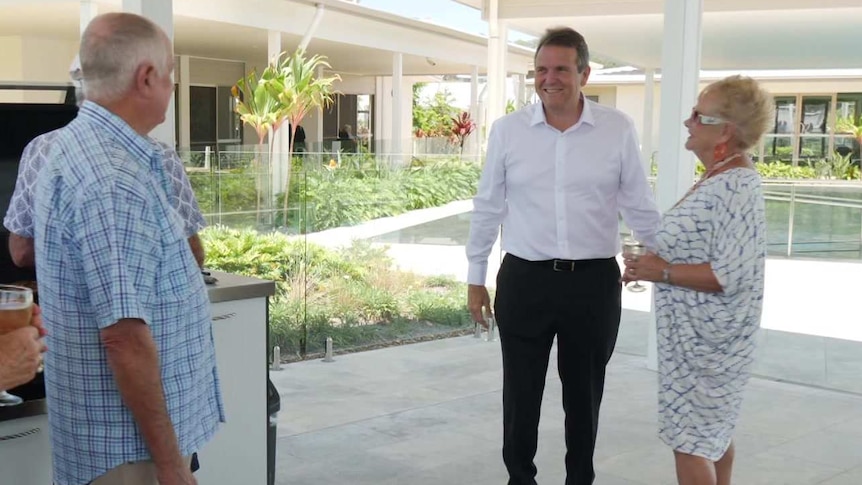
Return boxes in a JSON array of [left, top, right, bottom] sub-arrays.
[[0, 0, 536, 156]]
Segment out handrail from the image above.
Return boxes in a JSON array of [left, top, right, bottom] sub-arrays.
[[763, 193, 862, 210]]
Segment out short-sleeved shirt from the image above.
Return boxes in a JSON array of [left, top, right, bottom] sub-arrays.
[[4, 129, 205, 238], [33, 101, 224, 485]]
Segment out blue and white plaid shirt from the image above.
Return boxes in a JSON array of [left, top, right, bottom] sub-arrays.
[[33, 101, 224, 485], [4, 128, 206, 238]]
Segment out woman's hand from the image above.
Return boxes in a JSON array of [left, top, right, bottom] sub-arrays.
[[622, 252, 669, 285]]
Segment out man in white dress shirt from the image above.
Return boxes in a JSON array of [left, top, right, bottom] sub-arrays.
[[466, 27, 660, 485]]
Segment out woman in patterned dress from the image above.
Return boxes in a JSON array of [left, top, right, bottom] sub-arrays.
[[622, 75, 773, 485]]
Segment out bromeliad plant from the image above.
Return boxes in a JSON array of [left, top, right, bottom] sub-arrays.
[[450, 111, 476, 158]]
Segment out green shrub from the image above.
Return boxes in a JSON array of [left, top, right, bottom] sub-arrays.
[[755, 161, 816, 179], [201, 227, 471, 358], [407, 286, 471, 327], [275, 158, 481, 232]]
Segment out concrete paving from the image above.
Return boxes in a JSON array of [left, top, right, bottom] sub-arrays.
[[271, 333, 862, 485]]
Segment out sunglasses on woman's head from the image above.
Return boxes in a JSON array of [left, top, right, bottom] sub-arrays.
[[690, 109, 726, 126]]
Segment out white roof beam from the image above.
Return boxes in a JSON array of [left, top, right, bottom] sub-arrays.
[[172, 0, 531, 72]]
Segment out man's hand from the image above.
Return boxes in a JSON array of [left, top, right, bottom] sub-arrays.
[[467, 284, 493, 328], [0, 326, 45, 390], [187, 234, 205, 269], [156, 462, 197, 485]]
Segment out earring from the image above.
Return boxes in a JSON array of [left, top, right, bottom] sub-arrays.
[[713, 142, 727, 162]]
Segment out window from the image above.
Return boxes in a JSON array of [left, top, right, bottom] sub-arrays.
[[757, 93, 862, 165], [188, 85, 242, 154]]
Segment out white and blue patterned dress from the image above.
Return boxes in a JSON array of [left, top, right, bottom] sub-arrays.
[[655, 167, 766, 461]]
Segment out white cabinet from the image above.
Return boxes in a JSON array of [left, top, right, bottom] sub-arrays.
[[0, 414, 52, 484], [0, 273, 272, 485], [195, 296, 268, 485]]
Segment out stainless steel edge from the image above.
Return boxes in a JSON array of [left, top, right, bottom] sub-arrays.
[[205, 271, 275, 304]]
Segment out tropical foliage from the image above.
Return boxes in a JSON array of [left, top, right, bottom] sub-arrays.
[[232, 49, 340, 221], [836, 115, 862, 145], [450, 111, 476, 157], [232, 67, 283, 221], [412, 83, 460, 138], [232, 69, 282, 145], [201, 226, 471, 357], [280, 156, 481, 232], [267, 49, 340, 203]]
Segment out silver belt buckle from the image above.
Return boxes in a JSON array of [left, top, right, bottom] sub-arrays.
[[553, 259, 575, 271]]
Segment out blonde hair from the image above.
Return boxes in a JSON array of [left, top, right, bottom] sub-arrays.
[[80, 13, 171, 103], [702, 75, 774, 150]]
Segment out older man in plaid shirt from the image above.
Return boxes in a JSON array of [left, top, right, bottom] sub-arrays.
[[33, 13, 223, 485]]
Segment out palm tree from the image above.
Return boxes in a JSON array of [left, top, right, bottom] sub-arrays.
[[233, 65, 282, 146], [232, 65, 284, 224], [268, 48, 340, 209]]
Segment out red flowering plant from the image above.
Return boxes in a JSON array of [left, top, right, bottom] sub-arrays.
[[451, 111, 476, 158]]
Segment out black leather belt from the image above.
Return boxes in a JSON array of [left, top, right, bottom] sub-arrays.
[[508, 254, 613, 272]]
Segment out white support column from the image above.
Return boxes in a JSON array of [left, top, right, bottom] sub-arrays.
[[268, 30, 281, 64], [178, 55, 191, 150], [486, 0, 507, 130], [391, 52, 403, 162], [477, 83, 487, 160], [649, 0, 704, 371], [469, 65, 480, 161], [642, 68, 656, 172], [80, 0, 98, 36], [470, 66, 480, 121], [267, 30, 287, 196], [316, 65, 324, 151], [656, 0, 702, 211], [517, 73, 527, 109], [374, 76, 385, 156], [123, 0, 174, 146]]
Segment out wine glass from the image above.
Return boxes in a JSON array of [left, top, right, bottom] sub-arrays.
[[622, 235, 648, 293], [0, 285, 35, 407]]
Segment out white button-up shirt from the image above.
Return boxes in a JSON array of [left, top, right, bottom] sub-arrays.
[[466, 99, 661, 285]]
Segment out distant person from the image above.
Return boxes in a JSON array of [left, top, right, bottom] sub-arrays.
[[338, 124, 356, 152], [291, 124, 306, 153], [337, 123, 354, 140], [33, 12, 223, 485], [623, 75, 771, 485]]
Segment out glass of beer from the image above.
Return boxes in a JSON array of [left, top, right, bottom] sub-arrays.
[[0, 285, 34, 406]]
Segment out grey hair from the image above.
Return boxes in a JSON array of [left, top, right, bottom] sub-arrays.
[[80, 12, 171, 103]]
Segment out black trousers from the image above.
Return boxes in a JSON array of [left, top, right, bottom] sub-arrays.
[[494, 254, 622, 485]]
